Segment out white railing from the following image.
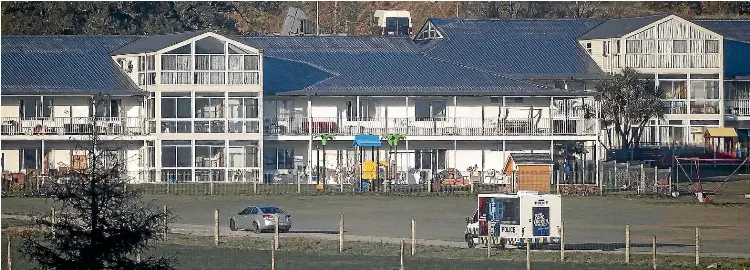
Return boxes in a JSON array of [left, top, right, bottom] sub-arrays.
[[0, 117, 148, 136], [726, 99, 750, 116], [264, 117, 597, 136]]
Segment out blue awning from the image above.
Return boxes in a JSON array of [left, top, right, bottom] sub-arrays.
[[353, 134, 381, 147]]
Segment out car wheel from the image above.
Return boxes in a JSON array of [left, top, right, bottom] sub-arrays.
[[252, 222, 261, 233], [281, 228, 290, 233], [465, 234, 475, 248], [229, 219, 237, 231]]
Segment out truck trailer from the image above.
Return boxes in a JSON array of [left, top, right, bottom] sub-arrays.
[[464, 191, 562, 249]]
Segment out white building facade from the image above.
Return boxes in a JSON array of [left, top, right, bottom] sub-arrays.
[[2, 14, 748, 184]]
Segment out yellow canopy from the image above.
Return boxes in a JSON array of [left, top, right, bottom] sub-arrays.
[[704, 127, 738, 138]]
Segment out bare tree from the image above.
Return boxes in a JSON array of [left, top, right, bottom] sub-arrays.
[[599, 68, 668, 150], [22, 94, 174, 270]]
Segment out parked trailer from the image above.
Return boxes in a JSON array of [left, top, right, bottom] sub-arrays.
[[464, 191, 562, 248]]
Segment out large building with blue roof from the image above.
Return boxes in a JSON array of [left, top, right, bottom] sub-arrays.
[[2, 14, 749, 186]]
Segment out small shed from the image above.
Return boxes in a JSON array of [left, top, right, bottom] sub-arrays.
[[503, 153, 554, 193]]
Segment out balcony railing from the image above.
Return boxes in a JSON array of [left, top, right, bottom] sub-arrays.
[[1, 117, 148, 136], [726, 99, 750, 116], [264, 117, 597, 136]]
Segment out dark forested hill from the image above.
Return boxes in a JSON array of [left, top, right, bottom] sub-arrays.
[[2, 1, 749, 36]]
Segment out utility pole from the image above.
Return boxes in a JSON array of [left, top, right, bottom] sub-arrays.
[[316, 1, 320, 36]]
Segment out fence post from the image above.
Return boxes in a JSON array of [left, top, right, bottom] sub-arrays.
[[652, 235, 657, 270], [136, 252, 141, 263], [668, 167, 673, 195], [274, 215, 280, 250], [7, 235, 11, 270], [271, 238, 276, 270], [614, 161, 618, 189], [640, 164, 645, 194], [210, 181, 214, 196], [526, 238, 531, 270], [214, 209, 219, 246], [654, 165, 659, 194], [253, 180, 257, 195], [166, 182, 170, 194], [560, 221, 565, 261], [51, 207, 56, 238], [400, 239, 405, 270], [695, 227, 700, 266], [556, 169, 561, 194], [411, 219, 416, 256], [487, 221, 492, 258], [339, 215, 344, 253], [163, 205, 168, 241], [625, 224, 630, 264]]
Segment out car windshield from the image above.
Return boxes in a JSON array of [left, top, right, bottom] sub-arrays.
[[260, 206, 284, 214]]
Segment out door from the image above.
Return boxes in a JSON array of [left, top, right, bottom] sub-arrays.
[[236, 207, 252, 229]]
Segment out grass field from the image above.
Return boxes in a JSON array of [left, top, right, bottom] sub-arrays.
[[5, 230, 750, 270]]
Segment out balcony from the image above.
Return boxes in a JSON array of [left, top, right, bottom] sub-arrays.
[[263, 117, 597, 137], [1, 117, 148, 137], [726, 99, 750, 116]]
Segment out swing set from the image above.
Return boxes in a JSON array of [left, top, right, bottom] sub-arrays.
[[674, 157, 749, 203]]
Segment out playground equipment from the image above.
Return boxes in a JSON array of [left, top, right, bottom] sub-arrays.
[[675, 157, 749, 203], [353, 134, 385, 192]]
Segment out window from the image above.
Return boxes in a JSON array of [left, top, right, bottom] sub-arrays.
[[161, 93, 192, 133], [659, 80, 687, 99], [195, 140, 225, 168], [704, 40, 719, 53], [585, 42, 592, 54], [415, 100, 446, 121], [673, 40, 688, 53], [239, 208, 251, 215], [498, 197, 520, 225], [690, 80, 720, 100], [626, 40, 642, 53], [414, 149, 447, 170], [195, 93, 225, 118], [228, 141, 259, 167], [19, 98, 52, 118], [21, 148, 39, 169], [93, 99, 120, 118], [264, 148, 295, 170], [161, 46, 192, 84], [415, 22, 442, 40], [250, 208, 259, 215], [138, 55, 156, 86], [161, 140, 191, 167], [615, 40, 621, 54], [602, 41, 609, 56], [259, 206, 285, 214], [347, 100, 377, 121]]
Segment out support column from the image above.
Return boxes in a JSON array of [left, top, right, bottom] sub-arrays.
[[307, 98, 313, 185]]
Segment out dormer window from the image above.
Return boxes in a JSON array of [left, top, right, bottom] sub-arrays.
[[415, 22, 443, 40], [585, 42, 592, 54]]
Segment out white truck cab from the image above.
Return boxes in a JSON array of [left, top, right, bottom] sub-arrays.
[[464, 191, 562, 248]]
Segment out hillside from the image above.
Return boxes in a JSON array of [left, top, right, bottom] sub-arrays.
[[2, 1, 749, 35]]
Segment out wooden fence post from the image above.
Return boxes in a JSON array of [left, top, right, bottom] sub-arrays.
[[271, 238, 276, 270], [163, 205, 168, 241], [411, 219, 416, 256], [254, 180, 258, 195], [136, 252, 141, 262], [560, 221, 565, 261], [556, 169, 561, 194], [214, 209, 219, 246], [695, 227, 700, 266], [640, 164, 645, 194], [487, 221, 492, 258], [274, 215, 280, 250], [654, 165, 659, 193], [166, 182, 170, 194], [210, 181, 214, 196], [7, 235, 12, 270], [339, 215, 344, 253], [526, 238, 531, 270], [400, 239, 405, 270], [51, 207, 56, 238], [625, 224, 630, 264], [652, 235, 657, 270]]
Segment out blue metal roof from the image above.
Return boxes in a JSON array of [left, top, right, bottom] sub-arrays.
[[419, 18, 608, 80], [578, 14, 669, 40], [238, 36, 593, 96], [1, 36, 144, 95], [723, 39, 750, 79], [692, 20, 750, 43], [353, 134, 382, 147], [111, 30, 208, 55]]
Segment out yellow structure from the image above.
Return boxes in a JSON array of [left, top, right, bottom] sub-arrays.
[[361, 160, 388, 180]]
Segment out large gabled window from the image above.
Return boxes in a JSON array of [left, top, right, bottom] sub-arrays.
[[158, 35, 260, 85]]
